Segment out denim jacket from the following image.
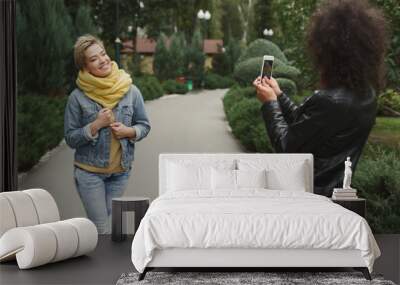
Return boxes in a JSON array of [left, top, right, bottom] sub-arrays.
[[64, 85, 151, 171]]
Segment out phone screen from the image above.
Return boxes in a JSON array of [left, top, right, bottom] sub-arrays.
[[261, 59, 274, 79]]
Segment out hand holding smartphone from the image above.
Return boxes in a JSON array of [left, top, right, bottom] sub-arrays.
[[260, 55, 274, 79]]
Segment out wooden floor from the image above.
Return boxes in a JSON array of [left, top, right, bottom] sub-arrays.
[[0, 235, 398, 285]]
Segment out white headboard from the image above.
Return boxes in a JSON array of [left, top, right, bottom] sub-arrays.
[[159, 153, 314, 195]]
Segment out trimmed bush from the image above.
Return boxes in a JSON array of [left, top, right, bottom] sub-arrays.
[[234, 56, 300, 86], [223, 87, 273, 152], [18, 94, 67, 172], [162, 80, 188, 94], [134, 76, 164, 101], [228, 98, 262, 151], [237, 39, 289, 64], [276, 78, 298, 97], [204, 73, 236, 89], [377, 89, 400, 116], [353, 144, 400, 233]]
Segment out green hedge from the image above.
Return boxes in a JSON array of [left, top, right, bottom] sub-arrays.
[[276, 78, 298, 97], [204, 73, 236, 89], [234, 56, 300, 87], [223, 87, 273, 152], [353, 144, 400, 233], [18, 95, 67, 172], [377, 89, 400, 116], [134, 76, 164, 100], [237, 39, 289, 64], [162, 80, 189, 94]]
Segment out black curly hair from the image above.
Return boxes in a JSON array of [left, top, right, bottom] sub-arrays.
[[307, 0, 389, 95]]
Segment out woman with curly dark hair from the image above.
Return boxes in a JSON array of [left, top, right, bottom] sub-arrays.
[[253, 0, 389, 196]]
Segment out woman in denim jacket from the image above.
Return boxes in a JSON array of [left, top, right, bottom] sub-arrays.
[[64, 35, 151, 234]]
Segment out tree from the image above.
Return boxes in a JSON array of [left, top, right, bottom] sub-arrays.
[[187, 29, 205, 88], [89, 0, 144, 46], [17, 0, 73, 95], [247, 0, 274, 43], [64, 4, 98, 92], [220, 0, 244, 44], [212, 38, 242, 76], [270, 0, 319, 90], [74, 4, 97, 36], [153, 33, 170, 81], [371, 0, 400, 88], [168, 33, 187, 78]]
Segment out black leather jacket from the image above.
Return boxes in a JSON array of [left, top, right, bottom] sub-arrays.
[[261, 88, 377, 197]]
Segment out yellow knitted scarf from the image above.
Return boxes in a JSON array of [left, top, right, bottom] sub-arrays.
[[76, 61, 132, 109]]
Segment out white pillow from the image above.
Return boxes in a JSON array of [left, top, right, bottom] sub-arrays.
[[266, 167, 306, 191], [238, 159, 308, 192], [237, 169, 267, 189], [211, 169, 237, 190], [167, 162, 212, 191]]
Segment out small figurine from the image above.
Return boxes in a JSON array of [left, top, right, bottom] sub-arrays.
[[342, 157, 353, 189]]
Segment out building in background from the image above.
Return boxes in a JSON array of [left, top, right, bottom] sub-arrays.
[[121, 37, 223, 75]]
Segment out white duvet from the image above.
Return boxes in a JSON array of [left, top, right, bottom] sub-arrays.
[[131, 190, 380, 273]]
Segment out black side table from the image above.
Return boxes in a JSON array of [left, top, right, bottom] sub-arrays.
[[331, 198, 366, 218], [112, 197, 150, 242]]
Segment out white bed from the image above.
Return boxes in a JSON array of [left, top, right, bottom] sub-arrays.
[[131, 153, 380, 280]]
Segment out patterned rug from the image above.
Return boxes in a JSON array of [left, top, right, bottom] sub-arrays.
[[116, 271, 396, 285]]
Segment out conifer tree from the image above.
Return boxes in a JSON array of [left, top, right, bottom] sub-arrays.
[[16, 0, 73, 95]]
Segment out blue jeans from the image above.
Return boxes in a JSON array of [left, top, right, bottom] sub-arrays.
[[73, 166, 131, 234]]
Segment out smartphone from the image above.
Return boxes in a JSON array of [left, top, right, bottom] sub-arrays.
[[260, 55, 274, 79]]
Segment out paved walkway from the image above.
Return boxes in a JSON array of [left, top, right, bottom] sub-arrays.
[[19, 89, 244, 219]]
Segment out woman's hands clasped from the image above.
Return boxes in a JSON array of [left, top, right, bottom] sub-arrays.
[[253, 76, 283, 103], [91, 108, 135, 139], [110, 121, 135, 139]]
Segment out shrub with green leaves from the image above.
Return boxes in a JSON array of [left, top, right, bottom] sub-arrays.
[[234, 56, 300, 87], [377, 89, 400, 116], [353, 144, 400, 233], [237, 39, 289, 64], [223, 87, 273, 152], [162, 80, 188, 94], [276, 78, 298, 97], [134, 76, 164, 100], [204, 73, 236, 89], [18, 95, 67, 172], [234, 39, 300, 89]]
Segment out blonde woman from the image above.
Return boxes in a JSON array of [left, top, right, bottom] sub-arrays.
[[64, 34, 151, 234]]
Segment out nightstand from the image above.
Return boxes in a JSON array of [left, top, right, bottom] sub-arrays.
[[112, 197, 150, 242], [331, 198, 366, 218]]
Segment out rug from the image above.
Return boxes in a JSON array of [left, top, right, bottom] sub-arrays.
[[116, 271, 396, 285]]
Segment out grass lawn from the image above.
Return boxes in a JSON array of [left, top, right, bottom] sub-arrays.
[[369, 117, 400, 149]]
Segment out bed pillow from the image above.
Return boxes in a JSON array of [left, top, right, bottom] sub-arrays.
[[238, 159, 308, 192], [236, 169, 268, 189], [211, 169, 237, 190], [167, 162, 212, 191], [266, 167, 307, 191]]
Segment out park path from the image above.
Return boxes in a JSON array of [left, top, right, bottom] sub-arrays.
[[18, 89, 244, 220]]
